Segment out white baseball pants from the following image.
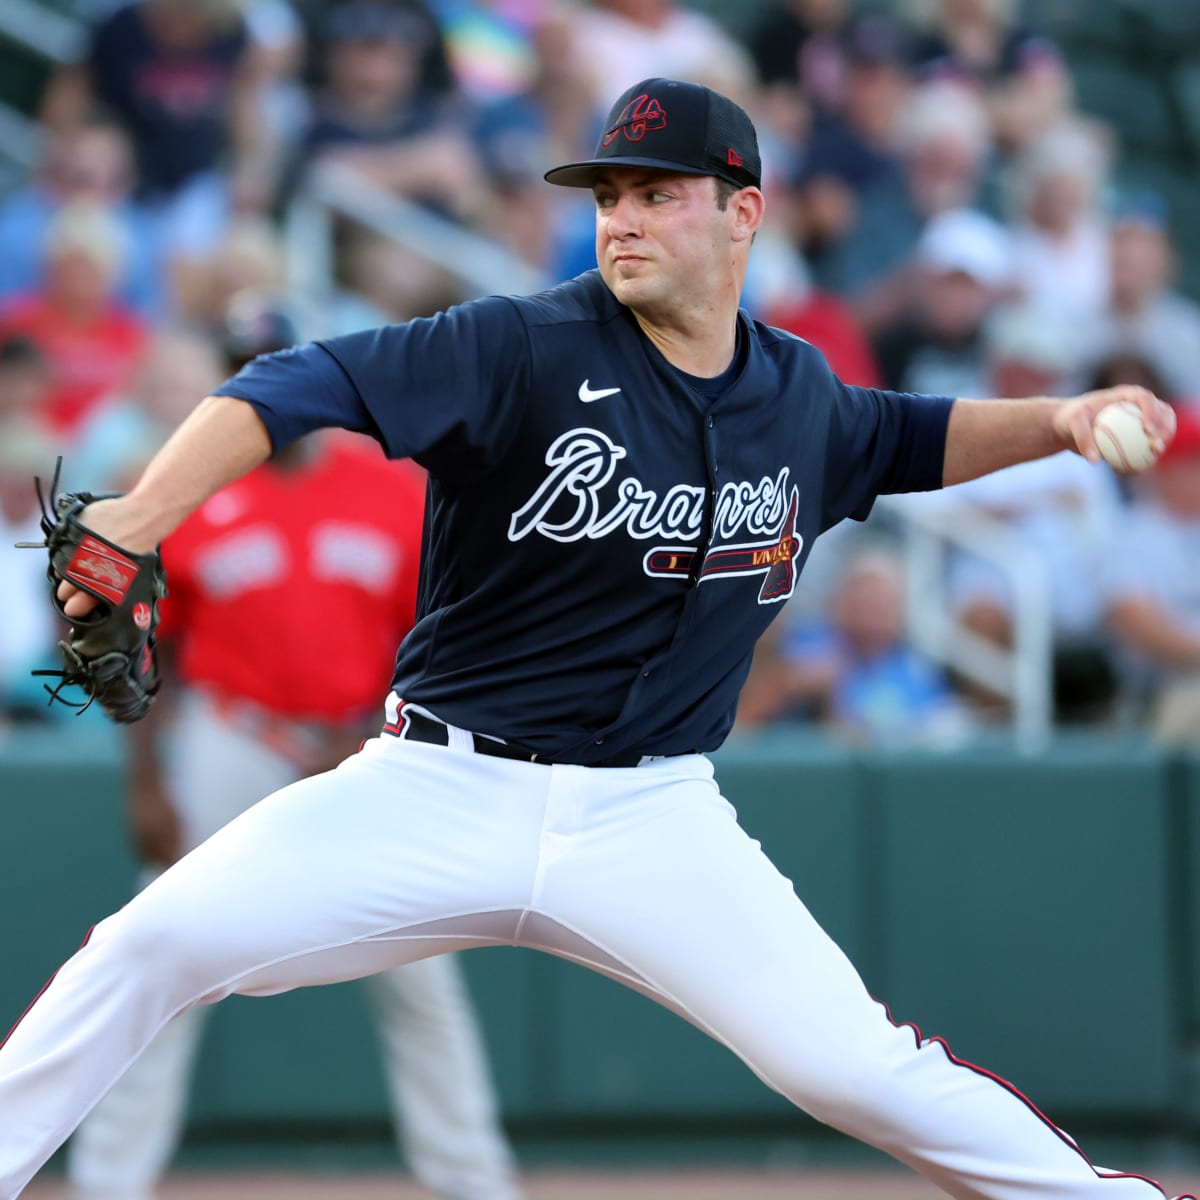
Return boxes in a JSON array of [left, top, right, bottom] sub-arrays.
[[64, 692, 519, 1200], [0, 720, 1188, 1200]]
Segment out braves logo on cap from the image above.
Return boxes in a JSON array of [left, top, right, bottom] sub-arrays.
[[601, 94, 667, 146]]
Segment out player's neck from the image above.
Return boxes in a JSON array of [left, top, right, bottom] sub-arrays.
[[632, 307, 739, 379]]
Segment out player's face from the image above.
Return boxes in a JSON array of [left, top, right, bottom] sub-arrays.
[[592, 169, 737, 319]]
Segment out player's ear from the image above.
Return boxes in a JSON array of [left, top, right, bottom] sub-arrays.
[[731, 187, 765, 244]]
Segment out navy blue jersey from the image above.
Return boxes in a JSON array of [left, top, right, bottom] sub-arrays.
[[216, 271, 952, 763]]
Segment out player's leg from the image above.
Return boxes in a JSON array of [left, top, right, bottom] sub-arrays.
[[66, 691, 308, 1200], [62, 1007, 206, 1200], [362, 956, 522, 1200], [526, 755, 1184, 1200], [0, 738, 546, 1199]]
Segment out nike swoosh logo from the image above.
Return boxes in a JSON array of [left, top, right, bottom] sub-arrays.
[[578, 380, 622, 403]]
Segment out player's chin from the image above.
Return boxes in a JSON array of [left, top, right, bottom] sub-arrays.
[[603, 267, 658, 306]]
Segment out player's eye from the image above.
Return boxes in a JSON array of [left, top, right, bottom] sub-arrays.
[[594, 193, 616, 209], [647, 191, 672, 203]]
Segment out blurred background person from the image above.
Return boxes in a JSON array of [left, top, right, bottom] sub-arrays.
[[1101, 405, 1200, 742], [0, 202, 149, 446], [760, 256, 883, 389], [471, 2, 596, 276], [1078, 190, 1200, 404], [570, 0, 755, 112], [781, 14, 913, 276], [736, 546, 969, 745], [64, 294, 523, 1200], [817, 79, 994, 332], [172, 213, 288, 326], [746, 0, 856, 135], [297, 1, 487, 225], [0, 335, 52, 438], [1006, 116, 1113, 323], [66, 323, 229, 493], [38, 0, 283, 308], [0, 117, 165, 318], [905, 0, 1072, 154], [871, 206, 1011, 396]]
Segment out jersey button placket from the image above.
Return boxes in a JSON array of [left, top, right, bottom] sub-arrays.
[[691, 414, 719, 587]]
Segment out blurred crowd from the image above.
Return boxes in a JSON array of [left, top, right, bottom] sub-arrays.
[[0, 0, 1198, 744]]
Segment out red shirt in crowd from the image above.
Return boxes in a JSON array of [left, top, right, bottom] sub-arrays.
[[161, 439, 426, 723], [0, 293, 148, 436]]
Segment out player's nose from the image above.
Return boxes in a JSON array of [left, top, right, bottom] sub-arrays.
[[604, 193, 642, 238]]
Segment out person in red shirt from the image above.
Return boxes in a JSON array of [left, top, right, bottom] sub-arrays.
[[64, 300, 522, 1200], [0, 201, 147, 439]]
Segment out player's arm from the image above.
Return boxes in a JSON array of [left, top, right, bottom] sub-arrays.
[[941, 386, 1175, 487], [57, 395, 272, 617]]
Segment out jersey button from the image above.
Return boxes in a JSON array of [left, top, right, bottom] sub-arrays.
[[705, 415, 714, 428], [595, 737, 605, 745]]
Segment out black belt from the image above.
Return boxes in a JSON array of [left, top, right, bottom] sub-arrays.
[[393, 710, 652, 769]]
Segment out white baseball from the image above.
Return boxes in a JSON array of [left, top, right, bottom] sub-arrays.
[[1093, 401, 1160, 472]]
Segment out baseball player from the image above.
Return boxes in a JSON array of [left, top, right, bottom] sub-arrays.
[[62, 302, 521, 1200], [0, 78, 1183, 1200]]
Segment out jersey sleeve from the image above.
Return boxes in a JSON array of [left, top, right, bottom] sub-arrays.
[[213, 343, 382, 451], [821, 372, 954, 530], [316, 295, 532, 481]]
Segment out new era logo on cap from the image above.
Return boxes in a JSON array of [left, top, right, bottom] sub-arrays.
[[544, 78, 761, 191]]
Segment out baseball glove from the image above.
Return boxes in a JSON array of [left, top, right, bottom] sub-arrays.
[[18, 463, 167, 723]]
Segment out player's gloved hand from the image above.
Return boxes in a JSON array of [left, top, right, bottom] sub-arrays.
[[18, 464, 168, 723]]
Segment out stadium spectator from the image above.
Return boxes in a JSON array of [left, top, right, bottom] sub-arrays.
[[1077, 191, 1200, 404], [736, 547, 967, 744], [746, 0, 857, 119], [1102, 405, 1200, 741], [0, 118, 165, 317], [67, 324, 228, 493], [325, 228, 467, 334], [173, 214, 289, 327], [906, 0, 1071, 153], [569, 0, 755, 112], [0, 336, 51, 432], [818, 80, 992, 330], [871, 206, 1011, 396], [1007, 117, 1113, 323], [472, 3, 595, 272], [300, 1, 487, 223], [39, 0, 277, 259], [784, 15, 913, 268], [0, 203, 149, 443], [763, 263, 882, 388]]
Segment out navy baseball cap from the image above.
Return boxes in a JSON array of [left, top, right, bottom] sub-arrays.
[[544, 78, 761, 191]]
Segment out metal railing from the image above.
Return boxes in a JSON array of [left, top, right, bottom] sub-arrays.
[[879, 494, 1054, 751], [285, 160, 550, 308]]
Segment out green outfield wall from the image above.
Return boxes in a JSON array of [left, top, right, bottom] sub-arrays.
[[2, 727, 1198, 1143]]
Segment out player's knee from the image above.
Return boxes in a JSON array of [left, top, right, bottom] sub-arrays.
[[94, 897, 216, 999]]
